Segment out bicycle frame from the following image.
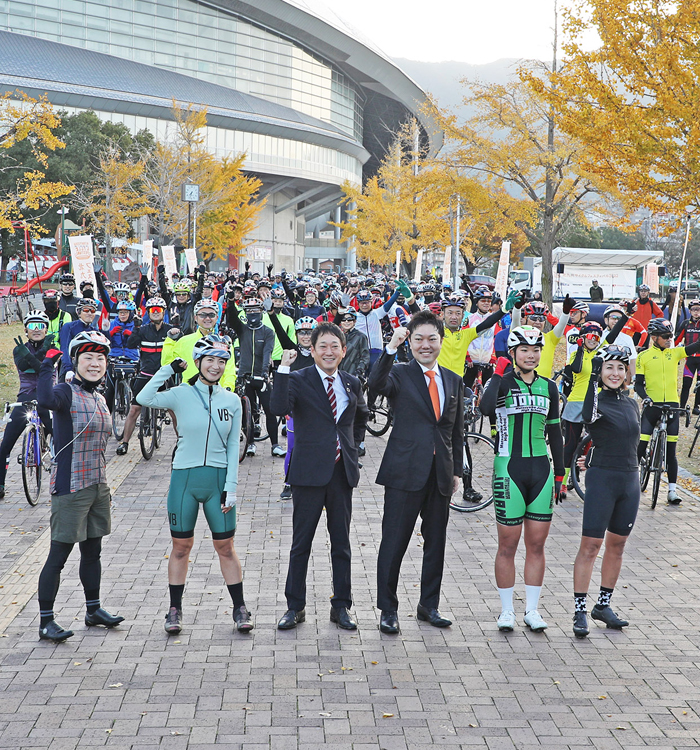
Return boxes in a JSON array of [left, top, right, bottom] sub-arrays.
[[4, 400, 45, 465]]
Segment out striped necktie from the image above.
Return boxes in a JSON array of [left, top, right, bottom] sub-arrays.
[[326, 376, 341, 463]]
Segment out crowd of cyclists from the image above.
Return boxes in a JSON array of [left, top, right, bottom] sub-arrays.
[[1, 258, 699, 641]]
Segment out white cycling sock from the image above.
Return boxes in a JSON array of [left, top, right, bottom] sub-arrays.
[[525, 585, 542, 613], [498, 587, 514, 613], [669, 483, 677, 493]]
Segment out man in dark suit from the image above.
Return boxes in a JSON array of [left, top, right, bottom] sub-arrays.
[[369, 310, 463, 634], [271, 321, 368, 630]]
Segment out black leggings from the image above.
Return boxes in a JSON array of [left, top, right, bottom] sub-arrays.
[[563, 419, 584, 469], [38, 537, 102, 611], [245, 383, 279, 445], [680, 358, 700, 409], [582, 467, 640, 538]]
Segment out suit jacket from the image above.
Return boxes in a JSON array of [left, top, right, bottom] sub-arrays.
[[270, 366, 368, 487], [370, 352, 463, 496]]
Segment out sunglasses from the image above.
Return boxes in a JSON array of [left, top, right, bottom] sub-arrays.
[[656, 332, 673, 339], [197, 312, 217, 319], [605, 345, 631, 356], [26, 322, 47, 331], [528, 314, 546, 322], [148, 306, 164, 314], [341, 317, 355, 323]]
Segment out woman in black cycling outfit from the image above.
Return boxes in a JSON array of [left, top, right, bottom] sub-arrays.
[[572, 344, 640, 637]]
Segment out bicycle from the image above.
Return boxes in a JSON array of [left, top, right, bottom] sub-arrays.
[[4, 400, 52, 506], [363, 379, 393, 437], [110, 356, 138, 441], [688, 383, 700, 457], [463, 362, 488, 434], [551, 368, 569, 424], [234, 376, 255, 463], [138, 405, 169, 460], [639, 403, 689, 509]]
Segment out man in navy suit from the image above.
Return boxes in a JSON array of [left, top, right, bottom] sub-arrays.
[[271, 322, 368, 630], [369, 310, 464, 634]]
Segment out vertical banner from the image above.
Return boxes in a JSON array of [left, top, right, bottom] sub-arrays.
[[645, 263, 659, 295], [414, 249, 424, 282], [395, 250, 401, 277], [161, 245, 178, 281], [184, 247, 198, 273], [442, 245, 452, 282], [141, 240, 153, 277], [494, 240, 511, 301], [68, 235, 96, 291]]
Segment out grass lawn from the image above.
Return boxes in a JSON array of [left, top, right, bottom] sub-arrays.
[[0, 322, 22, 406]]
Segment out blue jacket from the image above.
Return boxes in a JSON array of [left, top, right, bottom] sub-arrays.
[[109, 319, 139, 360]]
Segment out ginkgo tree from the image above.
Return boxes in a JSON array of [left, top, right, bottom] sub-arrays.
[[0, 90, 72, 235]]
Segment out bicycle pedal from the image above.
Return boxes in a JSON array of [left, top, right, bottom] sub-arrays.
[[164, 418, 171, 425]]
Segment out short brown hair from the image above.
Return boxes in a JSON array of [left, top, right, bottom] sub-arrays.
[[310, 321, 346, 348]]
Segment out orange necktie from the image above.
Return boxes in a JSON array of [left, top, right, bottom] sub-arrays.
[[425, 370, 441, 421]]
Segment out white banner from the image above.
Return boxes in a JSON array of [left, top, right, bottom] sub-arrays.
[[494, 240, 511, 301], [246, 245, 272, 262], [442, 245, 452, 281], [68, 235, 96, 291], [161, 245, 178, 281], [395, 250, 401, 277], [645, 263, 659, 294], [184, 247, 198, 273], [414, 249, 424, 282], [141, 239, 153, 278]]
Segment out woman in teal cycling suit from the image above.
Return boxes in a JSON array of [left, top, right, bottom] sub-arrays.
[[481, 326, 565, 634], [137, 334, 251, 634]]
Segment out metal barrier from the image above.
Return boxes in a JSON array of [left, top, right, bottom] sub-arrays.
[[1, 293, 42, 325]]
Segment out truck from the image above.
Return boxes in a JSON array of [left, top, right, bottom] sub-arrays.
[[508, 247, 664, 300]]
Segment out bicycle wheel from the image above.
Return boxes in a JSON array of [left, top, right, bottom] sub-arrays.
[[253, 411, 270, 442], [139, 406, 156, 460], [366, 393, 392, 437], [21, 424, 42, 506], [689, 418, 700, 457], [450, 433, 495, 512], [571, 434, 593, 501], [112, 378, 131, 441], [154, 410, 164, 449], [650, 430, 666, 509], [239, 396, 253, 463]]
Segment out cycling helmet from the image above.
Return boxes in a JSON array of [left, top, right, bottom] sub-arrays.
[[647, 318, 674, 336], [173, 281, 190, 294], [598, 344, 631, 365], [23, 310, 49, 327], [242, 297, 263, 310], [130, 282, 139, 290], [473, 285, 493, 301], [116, 300, 136, 312], [59, 273, 75, 284], [42, 289, 59, 301], [356, 290, 373, 303], [75, 298, 98, 313], [271, 288, 286, 300], [194, 299, 218, 316], [442, 295, 465, 309], [69, 330, 111, 361], [192, 334, 231, 362], [522, 301, 550, 317], [203, 280, 215, 289], [329, 290, 343, 308], [443, 281, 453, 291], [571, 301, 590, 314], [491, 292, 502, 306], [688, 298, 700, 309], [295, 316, 318, 331], [603, 304, 625, 318], [146, 296, 166, 309], [304, 287, 318, 298], [638, 284, 650, 292], [579, 321, 604, 339], [257, 277, 271, 288], [428, 301, 443, 314], [339, 308, 357, 319], [507, 325, 544, 349], [114, 282, 130, 294], [79, 279, 94, 291]]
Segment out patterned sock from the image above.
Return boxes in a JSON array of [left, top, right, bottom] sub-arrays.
[[574, 593, 587, 612], [85, 599, 101, 615], [169, 584, 185, 609], [227, 582, 245, 610], [39, 608, 54, 628], [596, 586, 614, 608]]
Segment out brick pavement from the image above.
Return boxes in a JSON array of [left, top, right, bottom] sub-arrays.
[[2, 425, 700, 749]]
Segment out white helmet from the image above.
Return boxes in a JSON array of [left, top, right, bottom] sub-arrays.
[[507, 325, 544, 350]]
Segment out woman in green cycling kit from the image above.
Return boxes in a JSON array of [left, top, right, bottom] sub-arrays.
[[481, 326, 565, 634], [137, 334, 251, 634]]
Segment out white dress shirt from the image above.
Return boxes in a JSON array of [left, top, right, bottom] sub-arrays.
[[316, 365, 349, 421], [418, 361, 445, 415]]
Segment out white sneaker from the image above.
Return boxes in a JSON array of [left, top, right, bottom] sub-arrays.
[[524, 610, 548, 632], [497, 610, 516, 631], [246, 444, 256, 456], [667, 489, 681, 505], [271, 444, 286, 457]]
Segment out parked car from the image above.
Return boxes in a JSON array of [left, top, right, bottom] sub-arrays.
[[462, 273, 497, 292]]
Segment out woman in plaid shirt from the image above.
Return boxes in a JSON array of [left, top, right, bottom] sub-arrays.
[[36, 331, 124, 643]]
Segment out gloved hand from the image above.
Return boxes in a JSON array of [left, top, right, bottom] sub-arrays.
[[158, 264, 165, 275], [122, 328, 131, 337], [396, 278, 412, 298], [167, 328, 181, 340], [13, 336, 27, 350], [576, 337, 584, 348], [245, 261, 250, 273], [591, 355, 603, 376], [562, 294, 575, 314], [198, 263, 206, 275], [267, 264, 273, 276], [625, 299, 636, 315], [111, 325, 122, 335], [505, 289, 519, 312], [221, 491, 237, 512], [170, 358, 188, 374], [514, 291, 527, 309], [93, 261, 103, 274], [642, 397, 653, 409], [554, 476, 564, 504], [139, 263, 150, 277], [45, 348, 63, 364], [494, 356, 511, 377]]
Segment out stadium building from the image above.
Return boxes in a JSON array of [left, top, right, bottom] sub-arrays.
[[0, 0, 437, 273]]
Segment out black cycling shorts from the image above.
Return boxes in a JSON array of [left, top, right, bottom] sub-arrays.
[[582, 467, 640, 539]]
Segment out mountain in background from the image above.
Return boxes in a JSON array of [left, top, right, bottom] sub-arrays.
[[393, 57, 523, 113]]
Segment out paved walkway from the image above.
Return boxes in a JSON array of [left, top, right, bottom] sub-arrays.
[[1, 426, 700, 749]]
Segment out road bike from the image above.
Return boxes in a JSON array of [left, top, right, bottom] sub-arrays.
[[234, 376, 255, 463], [551, 368, 569, 425], [464, 362, 489, 434], [570, 431, 592, 500], [110, 356, 138, 441], [639, 404, 689, 509], [4, 400, 52, 506], [363, 379, 393, 437], [138, 405, 169, 460]]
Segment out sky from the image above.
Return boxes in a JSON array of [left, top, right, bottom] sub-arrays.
[[317, 0, 564, 65]]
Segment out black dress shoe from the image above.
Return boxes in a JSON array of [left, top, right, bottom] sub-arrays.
[[416, 604, 452, 628], [39, 620, 74, 642], [85, 608, 125, 628], [330, 607, 357, 630], [379, 610, 399, 634], [233, 605, 254, 632], [591, 604, 628, 629], [277, 609, 305, 630]]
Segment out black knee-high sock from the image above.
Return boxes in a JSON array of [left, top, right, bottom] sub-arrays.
[[227, 582, 245, 609], [79, 537, 102, 613], [38, 540, 74, 626], [169, 584, 185, 609]]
